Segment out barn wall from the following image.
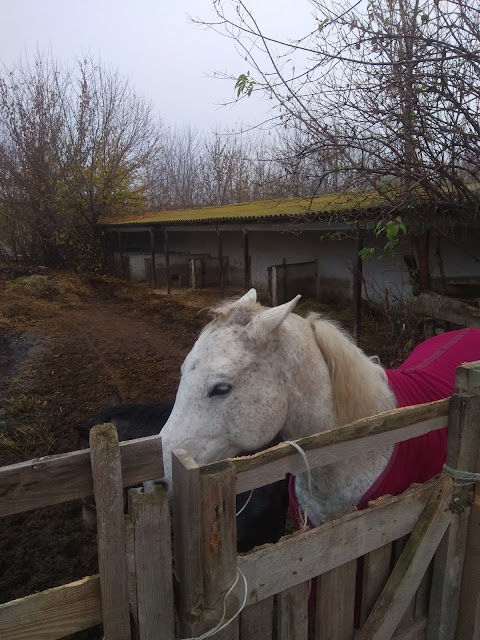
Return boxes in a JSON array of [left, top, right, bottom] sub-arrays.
[[109, 224, 480, 303]]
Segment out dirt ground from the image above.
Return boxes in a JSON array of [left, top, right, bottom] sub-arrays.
[[0, 267, 420, 638]]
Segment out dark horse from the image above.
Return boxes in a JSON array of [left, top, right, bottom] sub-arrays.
[[77, 399, 288, 553]]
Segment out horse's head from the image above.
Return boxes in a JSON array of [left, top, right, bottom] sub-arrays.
[[160, 289, 303, 487]]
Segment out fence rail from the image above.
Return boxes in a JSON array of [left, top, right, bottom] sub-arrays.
[[0, 365, 479, 640]]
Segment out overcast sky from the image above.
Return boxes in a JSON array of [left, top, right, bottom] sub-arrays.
[[1, 0, 314, 132]]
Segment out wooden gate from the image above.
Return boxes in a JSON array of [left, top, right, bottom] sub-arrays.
[[1, 361, 480, 639]]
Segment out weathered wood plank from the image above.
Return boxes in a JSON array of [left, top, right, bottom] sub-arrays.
[[200, 461, 239, 640], [231, 400, 449, 493], [129, 485, 174, 640], [125, 516, 138, 628], [455, 483, 480, 640], [358, 544, 392, 627], [413, 291, 480, 328], [90, 424, 131, 640], [357, 475, 453, 640], [315, 561, 356, 640], [238, 481, 434, 605], [428, 390, 480, 640], [277, 582, 309, 640], [0, 576, 101, 640], [172, 449, 203, 637], [0, 431, 163, 517], [239, 598, 274, 640]]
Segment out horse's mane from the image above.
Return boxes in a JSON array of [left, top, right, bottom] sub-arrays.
[[308, 313, 396, 425]]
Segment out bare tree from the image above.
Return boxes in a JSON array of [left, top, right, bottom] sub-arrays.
[[196, 0, 480, 291]]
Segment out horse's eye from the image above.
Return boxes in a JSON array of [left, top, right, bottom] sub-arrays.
[[208, 383, 232, 398]]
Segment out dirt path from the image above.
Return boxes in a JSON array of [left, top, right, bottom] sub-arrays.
[[0, 269, 414, 639]]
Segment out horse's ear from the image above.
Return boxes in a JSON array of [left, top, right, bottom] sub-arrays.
[[232, 288, 257, 306], [245, 295, 301, 342]]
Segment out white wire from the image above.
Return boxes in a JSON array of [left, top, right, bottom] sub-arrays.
[[235, 489, 253, 517], [284, 439, 312, 529]]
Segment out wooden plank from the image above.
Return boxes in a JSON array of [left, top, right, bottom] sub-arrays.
[[277, 582, 309, 640], [231, 399, 449, 494], [0, 575, 101, 640], [358, 544, 392, 627], [455, 360, 480, 395], [172, 449, 203, 637], [392, 537, 416, 627], [315, 561, 356, 640], [239, 598, 274, 640], [200, 460, 239, 640], [413, 291, 480, 328], [90, 424, 131, 640], [238, 481, 434, 605], [357, 475, 453, 640], [427, 389, 480, 640], [0, 432, 163, 517], [125, 516, 139, 628], [455, 483, 480, 640], [414, 562, 432, 620], [129, 485, 174, 640], [391, 617, 428, 640]]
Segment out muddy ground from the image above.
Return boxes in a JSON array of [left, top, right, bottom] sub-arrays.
[[0, 267, 420, 638]]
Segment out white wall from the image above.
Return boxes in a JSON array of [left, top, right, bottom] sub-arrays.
[[111, 224, 480, 303]]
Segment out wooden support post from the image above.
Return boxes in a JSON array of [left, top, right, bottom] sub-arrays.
[[217, 226, 224, 299], [172, 450, 203, 637], [200, 460, 239, 640], [149, 228, 157, 289], [164, 227, 171, 294], [243, 226, 250, 291], [426, 364, 480, 640], [441, 362, 480, 640], [128, 486, 174, 640], [353, 227, 364, 344], [315, 560, 356, 640], [90, 423, 131, 640], [357, 474, 453, 640], [277, 582, 309, 640], [282, 258, 287, 304]]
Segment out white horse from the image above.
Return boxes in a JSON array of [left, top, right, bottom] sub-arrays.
[[160, 289, 396, 525]]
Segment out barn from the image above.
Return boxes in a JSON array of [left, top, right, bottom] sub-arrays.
[[99, 192, 480, 305]]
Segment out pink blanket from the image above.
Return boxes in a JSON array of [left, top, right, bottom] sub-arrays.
[[290, 328, 480, 520]]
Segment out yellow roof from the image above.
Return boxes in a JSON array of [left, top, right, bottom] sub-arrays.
[[100, 191, 384, 226]]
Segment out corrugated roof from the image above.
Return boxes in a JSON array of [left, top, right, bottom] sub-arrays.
[[100, 191, 385, 226]]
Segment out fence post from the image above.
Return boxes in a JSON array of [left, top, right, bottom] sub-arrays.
[[200, 460, 239, 640], [128, 486, 174, 640], [453, 362, 480, 639], [427, 361, 480, 640], [90, 423, 131, 640], [173, 451, 239, 639]]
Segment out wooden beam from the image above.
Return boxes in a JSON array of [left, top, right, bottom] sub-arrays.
[[353, 227, 364, 344], [230, 399, 449, 494], [243, 226, 250, 291], [149, 228, 157, 289], [414, 291, 480, 328], [357, 475, 453, 640], [0, 432, 163, 518], [164, 227, 171, 294], [217, 226, 224, 299], [238, 481, 434, 604], [90, 424, 131, 640], [0, 576, 101, 640]]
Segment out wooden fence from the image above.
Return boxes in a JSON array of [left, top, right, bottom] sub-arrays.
[[1, 361, 480, 640]]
